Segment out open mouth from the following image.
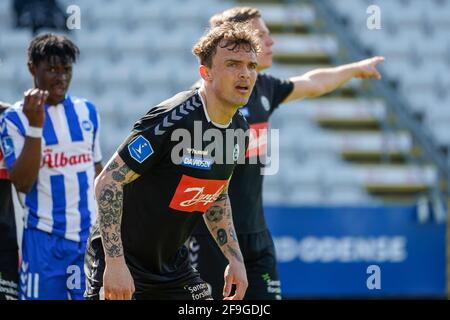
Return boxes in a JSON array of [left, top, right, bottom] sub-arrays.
[[235, 85, 249, 94]]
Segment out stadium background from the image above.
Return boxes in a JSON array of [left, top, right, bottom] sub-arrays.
[[0, 0, 449, 298]]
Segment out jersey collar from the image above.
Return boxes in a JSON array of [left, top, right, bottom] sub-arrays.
[[45, 94, 70, 108]]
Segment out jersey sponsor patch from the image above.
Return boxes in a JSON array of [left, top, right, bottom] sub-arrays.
[[41, 148, 93, 169], [246, 122, 268, 158], [1, 136, 14, 158], [169, 175, 228, 213], [181, 155, 213, 170], [128, 135, 153, 163]]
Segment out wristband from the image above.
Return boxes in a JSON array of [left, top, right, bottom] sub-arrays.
[[26, 126, 43, 138]]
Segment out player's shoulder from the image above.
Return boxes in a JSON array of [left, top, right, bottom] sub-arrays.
[[69, 95, 99, 113], [3, 100, 25, 118], [135, 89, 203, 135], [0, 101, 12, 111], [0, 101, 27, 134], [153, 89, 200, 112], [257, 72, 281, 85]]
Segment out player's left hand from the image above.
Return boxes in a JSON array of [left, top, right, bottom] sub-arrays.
[[223, 262, 248, 300], [353, 56, 385, 80]]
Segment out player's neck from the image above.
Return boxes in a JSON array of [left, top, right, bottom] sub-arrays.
[[199, 86, 238, 127]]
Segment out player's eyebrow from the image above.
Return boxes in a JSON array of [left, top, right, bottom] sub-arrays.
[[225, 59, 258, 67], [225, 59, 243, 64]]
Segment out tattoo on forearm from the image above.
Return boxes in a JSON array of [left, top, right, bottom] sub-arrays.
[[227, 245, 244, 264], [229, 226, 238, 242], [105, 160, 119, 172], [225, 206, 231, 219], [112, 164, 132, 182], [98, 183, 124, 258], [205, 205, 225, 223], [217, 229, 228, 246], [205, 194, 231, 223], [216, 193, 228, 202]]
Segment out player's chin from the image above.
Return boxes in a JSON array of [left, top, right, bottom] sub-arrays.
[[49, 92, 66, 104], [233, 96, 250, 107], [52, 86, 69, 99]]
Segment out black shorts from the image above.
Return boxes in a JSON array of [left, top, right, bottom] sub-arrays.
[[189, 229, 282, 300], [84, 238, 212, 300], [0, 249, 19, 300]]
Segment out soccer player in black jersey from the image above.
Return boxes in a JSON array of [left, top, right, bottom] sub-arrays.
[[84, 22, 261, 300], [0, 101, 19, 300], [189, 7, 385, 300]]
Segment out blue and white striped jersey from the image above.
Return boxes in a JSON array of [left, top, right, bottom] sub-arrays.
[[0, 95, 102, 243], [0, 117, 8, 180]]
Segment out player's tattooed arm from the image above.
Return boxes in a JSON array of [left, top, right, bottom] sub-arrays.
[[96, 153, 140, 258], [204, 188, 248, 299], [203, 191, 244, 264]]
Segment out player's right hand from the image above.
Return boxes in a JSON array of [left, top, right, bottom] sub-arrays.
[[22, 88, 48, 128], [103, 257, 135, 300]]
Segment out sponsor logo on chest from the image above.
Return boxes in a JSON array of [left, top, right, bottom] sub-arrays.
[[181, 148, 213, 170], [41, 148, 92, 169], [169, 175, 228, 213]]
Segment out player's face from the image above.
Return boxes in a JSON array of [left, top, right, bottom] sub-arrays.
[[209, 45, 258, 108], [30, 56, 73, 105], [251, 17, 274, 71]]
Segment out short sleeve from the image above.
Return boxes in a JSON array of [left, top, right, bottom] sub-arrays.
[[260, 74, 294, 114], [0, 109, 27, 170], [84, 100, 102, 163]]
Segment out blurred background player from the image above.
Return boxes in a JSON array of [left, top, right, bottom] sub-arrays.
[[0, 33, 103, 300], [13, 0, 67, 34], [84, 22, 258, 300], [0, 101, 19, 300], [189, 6, 385, 300]]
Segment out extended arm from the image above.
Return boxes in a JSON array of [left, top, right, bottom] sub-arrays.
[[283, 56, 385, 103]]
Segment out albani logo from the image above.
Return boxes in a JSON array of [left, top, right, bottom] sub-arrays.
[[41, 149, 92, 168], [169, 175, 228, 213]]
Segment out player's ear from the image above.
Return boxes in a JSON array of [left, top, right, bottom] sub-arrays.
[[28, 61, 36, 77], [199, 65, 212, 82]]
